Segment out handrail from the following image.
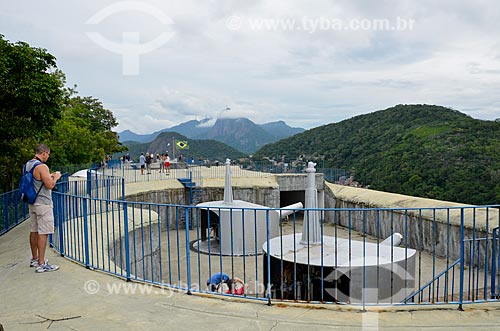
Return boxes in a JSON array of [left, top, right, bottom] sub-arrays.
[[3, 169, 500, 307], [402, 258, 461, 303], [491, 227, 500, 297], [0, 189, 28, 235]]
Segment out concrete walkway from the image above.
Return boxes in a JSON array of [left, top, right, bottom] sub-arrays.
[[2, 222, 500, 330]]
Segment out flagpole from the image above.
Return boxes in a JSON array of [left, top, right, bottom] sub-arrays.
[[172, 137, 176, 160]]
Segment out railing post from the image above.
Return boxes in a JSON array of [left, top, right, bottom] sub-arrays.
[[491, 228, 498, 298], [185, 207, 192, 294], [121, 177, 125, 201], [13, 192, 19, 227], [94, 171, 99, 199], [86, 170, 92, 198], [82, 198, 90, 268], [3, 193, 9, 233], [106, 177, 111, 200], [57, 193, 65, 256], [123, 201, 131, 281], [459, 208, 465, 310], [266, 209, 272, 305]]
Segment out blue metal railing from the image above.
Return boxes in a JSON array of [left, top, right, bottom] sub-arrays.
[[3, 170, 500, 307], [402, 258, 461, 303], [490, 227, 500, 298], [0, 189, 28, 235], [47, 178, 500, 305], [88, 160, 352, 186], [0, 173, 71, 235]]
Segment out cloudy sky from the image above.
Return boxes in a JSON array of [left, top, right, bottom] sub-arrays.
[[2, 0, 500, 133]]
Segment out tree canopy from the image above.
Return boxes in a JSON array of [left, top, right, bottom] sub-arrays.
[[0, 35, 124, 191], [46, 95, 125, 166], [0, 35, 65, 142], [0, 34, 65, 190]]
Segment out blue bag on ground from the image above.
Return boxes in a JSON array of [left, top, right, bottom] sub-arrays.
[[19, 161, 42, 204]]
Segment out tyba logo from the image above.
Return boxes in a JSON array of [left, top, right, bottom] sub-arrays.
[[86, 1, 175, 75]]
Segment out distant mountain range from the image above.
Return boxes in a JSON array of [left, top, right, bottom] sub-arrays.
[[118, 118, 304, 153], [121, 131, 246, 161]]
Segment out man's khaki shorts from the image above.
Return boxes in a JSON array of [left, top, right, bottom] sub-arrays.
[[29, 204, 54, 234]]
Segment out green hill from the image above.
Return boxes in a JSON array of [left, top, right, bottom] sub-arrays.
[[254, 104, 500, 205], [120, 131, 246, 162]]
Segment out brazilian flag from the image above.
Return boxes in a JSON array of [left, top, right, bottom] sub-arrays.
[[175, 140, 189, 149]]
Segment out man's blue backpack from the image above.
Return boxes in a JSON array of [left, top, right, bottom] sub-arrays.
[[19, 161, 43, 204]]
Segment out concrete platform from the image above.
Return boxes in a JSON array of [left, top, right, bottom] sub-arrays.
[[3, 220, 500, 330]]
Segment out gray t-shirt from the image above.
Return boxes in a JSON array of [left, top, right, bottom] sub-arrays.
[[25, 159, 52, 206]]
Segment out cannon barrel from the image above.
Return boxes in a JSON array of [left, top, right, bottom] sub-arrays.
[[276, 202, 303, 219]]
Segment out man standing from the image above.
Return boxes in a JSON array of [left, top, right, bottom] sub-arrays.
[[27, 144, 62, 273], [140, 153, 145, 175], [145, 152, 152, 174]]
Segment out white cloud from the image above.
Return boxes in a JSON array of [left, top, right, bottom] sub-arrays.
[[196, 118, 216, 128], [2, 0, 500, 134]]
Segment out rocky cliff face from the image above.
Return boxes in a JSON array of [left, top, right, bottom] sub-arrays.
[[203, 118, 275, 153]]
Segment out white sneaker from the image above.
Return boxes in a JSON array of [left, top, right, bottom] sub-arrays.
[[36, 261, 59, 273], [30, 258, 48, 267]]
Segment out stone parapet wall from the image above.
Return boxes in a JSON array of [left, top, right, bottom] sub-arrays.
[[324, 182, 500, 265]]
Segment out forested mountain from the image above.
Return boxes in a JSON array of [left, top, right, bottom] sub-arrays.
[[260, 120, 305, 139], [254, 104, 500, 205], [117, 130, 164, 144]]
